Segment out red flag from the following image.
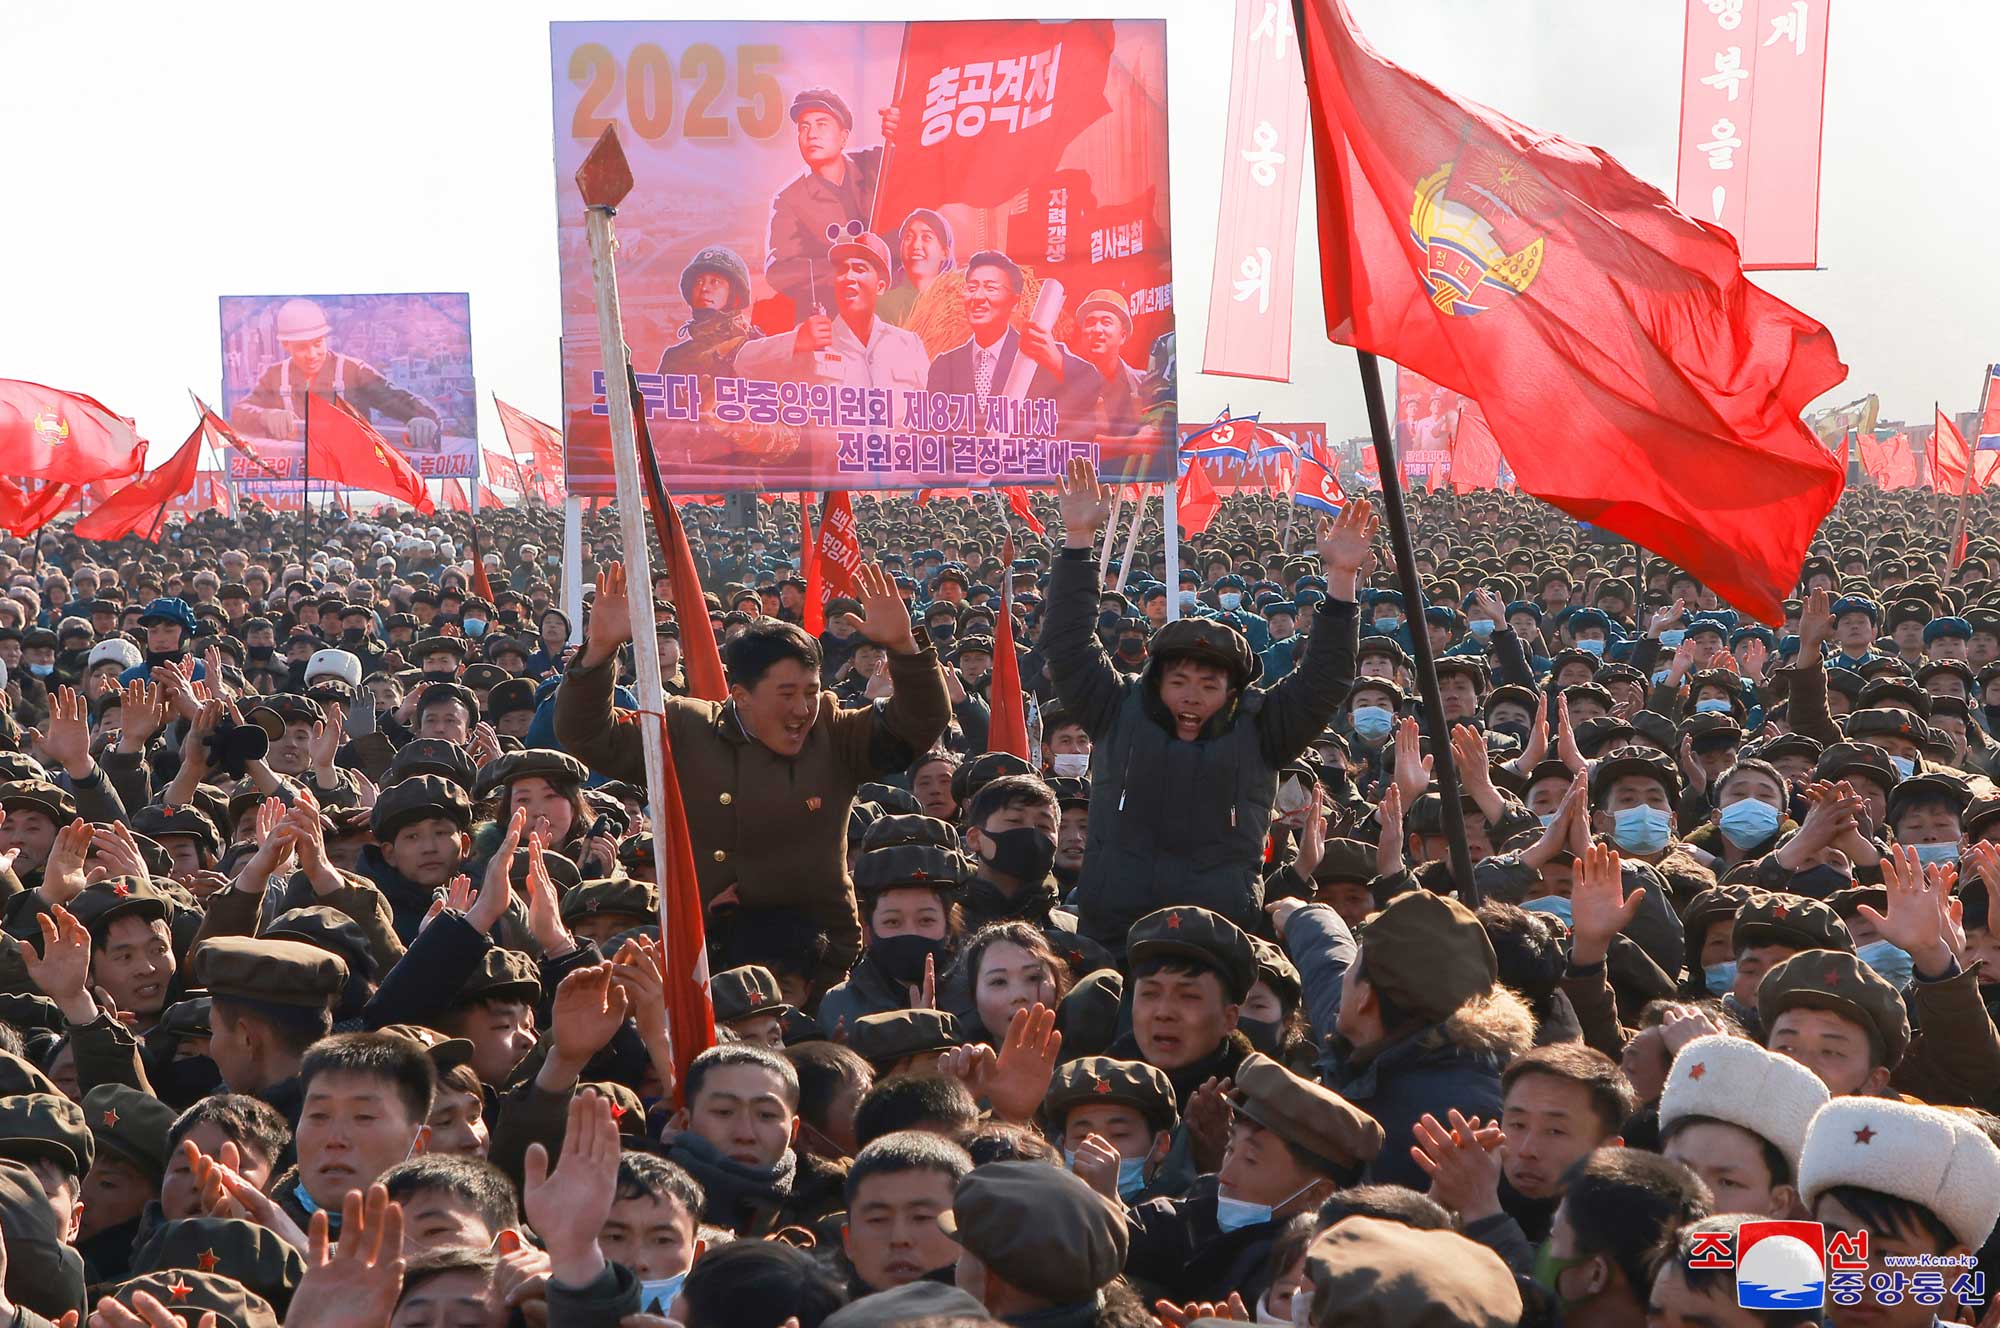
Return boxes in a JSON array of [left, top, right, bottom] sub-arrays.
[[1955, 524, 1971, 569], [494, 396, 567, 504], [871, 20, 1116, 231], [650, 713, 716, 1102], [632, 404, 728, 703], [468, 520, 496, 602], [306, 394, 435, 512], [801, 496, 823, 636], [1001, 486, 1048, 536], [439, 480, 469, 512], [1298, 0, 1846, 621], [1449, 409, 1502, 493], [483, 449, 526, 491], [1933, 406, 1974, 496], [192, 392, 285, 482], [988, 535, 1030, 760], [73, 419, 202, 542], [0, 381, 146, 486], [0, 480, 76, 535], [1176, 463, 1221, 537], [808, 492, 865, 636]]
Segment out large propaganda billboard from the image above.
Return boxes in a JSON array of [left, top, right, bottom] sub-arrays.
[[218, 293, 479, 500], [550, 20, 1177, 496]]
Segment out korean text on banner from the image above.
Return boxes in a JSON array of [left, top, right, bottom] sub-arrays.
[[550, 20, 1176, 496], [1203, 0, 1309, 382], [1675, 0, 1830, 270], [218, 292, 478, 499]]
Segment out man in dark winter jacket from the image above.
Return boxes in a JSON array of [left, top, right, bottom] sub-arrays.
[[1044, 459, 1373, 948]]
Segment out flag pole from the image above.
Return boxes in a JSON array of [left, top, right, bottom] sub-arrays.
[[1163, 474, 1182, 621], [578, 125, 680, 1079], [1357, 350, 1478, 902], [1113, 487, 1145, 593], [300, 388, 311, 550], [1096, 488, 1124, 582]]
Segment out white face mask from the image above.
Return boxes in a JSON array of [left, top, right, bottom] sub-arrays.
[[1050, 752, 1090, 777], [1254, 1290, 1296, 1325]]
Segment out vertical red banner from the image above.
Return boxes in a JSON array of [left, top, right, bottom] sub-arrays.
[[1676, 0, 1830, 271], [1204, 0, 1310, 381]]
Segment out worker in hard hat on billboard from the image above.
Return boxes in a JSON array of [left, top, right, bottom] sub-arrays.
[[230, 298, 444, 447]]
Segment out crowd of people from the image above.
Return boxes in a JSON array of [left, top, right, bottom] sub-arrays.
[[0, 459, 1998, 1328]]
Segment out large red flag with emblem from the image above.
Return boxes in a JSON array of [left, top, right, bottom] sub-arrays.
[[74, 419, 203, 542], [871, 20, 1116, 232], [1298, 0, 1847, 621], [305, 393, 435, 512], [0, 380, 146, 486]]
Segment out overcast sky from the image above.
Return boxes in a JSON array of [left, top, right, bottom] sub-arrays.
[[1, 0, 1991, 468]]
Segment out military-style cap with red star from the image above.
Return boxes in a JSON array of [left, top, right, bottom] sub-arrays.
[[83, 1083, 175, 1183], [1043, 1055, 1178, 1135], [1756, 948, 1910, 1071], [128, 1216, 307, 1320], [106, 1268, 281, 1328], [1799, 1097, 2000, 1250], [1657, 1033, 1829, 1172], [1125, 905, 1255, 1002]]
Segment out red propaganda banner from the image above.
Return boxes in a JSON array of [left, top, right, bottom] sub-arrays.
[[483, 450, 526, 491], [551, 20, 1174, 495], [1204, 0, 1310, 382], [1676, 0, 1830, 270]]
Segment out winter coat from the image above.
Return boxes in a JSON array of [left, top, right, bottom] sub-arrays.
[[1040, 551, 1359, 947]]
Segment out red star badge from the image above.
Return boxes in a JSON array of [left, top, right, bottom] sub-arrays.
[[166, 1279, 192, 1301], [911, 870, 929, 880], [1688, 1063, 1706, 1080], [101, 1108, 119, 1127], [1854, 1125, 1877, 1145], [1772, 902, 1790, 919], [1093, 1078, 1113, 1094], [1826, 968, 1843, 986], [1165, 913, 1182, 930], [806, 797, 823, 811], [111, 881, 131, 897], [196, 1248, 220, 1272], [608, 1102, 628, 1120]]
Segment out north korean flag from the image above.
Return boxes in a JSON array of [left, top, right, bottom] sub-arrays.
[[1294, 437, 1346, 515]]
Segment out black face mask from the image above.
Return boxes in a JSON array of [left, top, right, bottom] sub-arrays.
[[1237, 1015, 1284, 1056], [155, 1053, 225, 1109], [870, 933, 950, 987], [1788, 864, 1851, 899], [929, 622, 955, 643], [1492, 720, 1530, 745], [342, 627, 366, 644], [980, 826, 1057, 883], [1117, 638, 1146, 659]]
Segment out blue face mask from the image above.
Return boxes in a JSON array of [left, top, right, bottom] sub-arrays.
[[1468, 618, 1496, 639], [1910, 841, 1960, 865], [1219, 593, 1242, 611], [1695, 697, 1734, 715], [1659, 630, 1687, 647], [1652, 669, 1672, 685], [1891, 755, 1917, 778], [1717, 798, 1781, 850], [1351, 706, 1395, 741], [1215, 1195, 1274, 1233], [1576, 637, 1607, 656], [1856, 940, 1914, 988], [27, 662, 52, 677], [1372, 617, 1401, 635], [1065, 1150, 1150, 1200], [1523, 895, 1574, 926], [638, 1273, 686, 1318], [1612, 804, 1673, 854], [1704, 960, 1738, 997], [462, 619, 488, 637], [1179, 591, 1199, 611], [1538, 812, 1558, 827]]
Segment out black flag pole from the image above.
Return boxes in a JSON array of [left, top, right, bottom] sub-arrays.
[[1356, 350, 1479, 903]]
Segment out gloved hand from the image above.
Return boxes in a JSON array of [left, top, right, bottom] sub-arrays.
[[258, 407, 300, 439], [406, 415, 441, 447]]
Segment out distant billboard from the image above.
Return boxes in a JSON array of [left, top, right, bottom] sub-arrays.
[[219, 292, 478, 497]]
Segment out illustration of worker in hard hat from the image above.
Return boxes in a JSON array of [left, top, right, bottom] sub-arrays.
[[230, 299, 444, 448]]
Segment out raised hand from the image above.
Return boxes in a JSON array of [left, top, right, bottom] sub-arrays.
[[1649, 597, 1687, 639], [1376, 780, 1406, 878], [981, 1002, 1062, 1124], [1315, 497, 1379, 574], [907, 950, 937, 1010], [1569, 842, 1644, 967], [42, 687, 93, 778], [89, 1293, 220, 1328], [583, 564, 634, 667], [470, 721, 504, 771], [117, 680, 172, 751], [307, 706, 345, 774], [1861, 845, 1957, 979], [524, 1091, 620, 1288], [1154, 1295, 1251, 1325], [39, 818, 93, 905], [1184, 1076, 1233, 1176], [284, 1183, 406, 1328], [1058, 456, 1114, 546], [525, 835, 575, 956], [17, 904, 96, 1022], [1553, 694, 1584, 772], [1391, 715, 1433, 807], [1069, 1131, 1123, 1200], [1292, 797, 1327, 881], [846, 562, 918, 655], [548, 964, 630, 1075], [1796, 587, 1833, 659]]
